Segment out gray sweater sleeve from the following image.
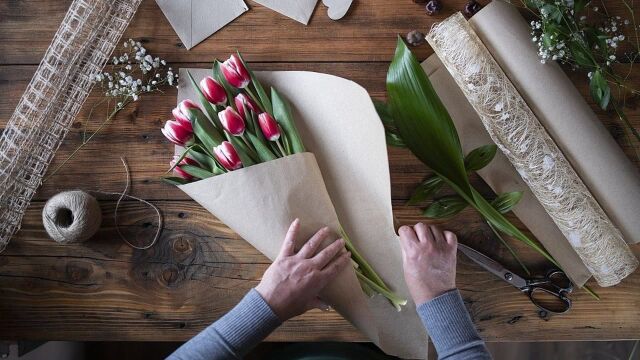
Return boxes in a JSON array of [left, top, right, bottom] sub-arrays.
[[417, 289, 492, 360], [167, 288, 281, 360]]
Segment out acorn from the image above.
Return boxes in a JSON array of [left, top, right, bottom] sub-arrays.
[[464, 0, 482, 17], [425, 0, 443, 15], [406, 30, 426, 46]]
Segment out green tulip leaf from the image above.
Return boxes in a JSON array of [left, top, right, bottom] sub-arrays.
[[272, 87, 305, 154], [180, 165, 215, 179], [237, 52, 273, 114], [187, 108, 224, 151], [247, 132, 278, 162], [162, 176, 189, 186]]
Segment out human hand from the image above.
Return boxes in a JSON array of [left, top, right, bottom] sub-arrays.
[[398, 223, 458, 305], [255, 219, 352, 321]]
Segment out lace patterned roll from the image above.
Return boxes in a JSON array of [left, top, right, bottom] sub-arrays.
[[426, 13, 638, 287]]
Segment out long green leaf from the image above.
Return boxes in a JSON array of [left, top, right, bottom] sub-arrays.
[[373, 98, 406, 147], [407, 176, 444, 205], [180, 165, 215, 179], [247, 132, 277, 162], [423, 195, 468, 219], [386, 37, 472, 198], [272, 87, 305, 153], [186, 108, 224, 151], [187, 70, 225, 132], [228, 136, 256, 166], [162, 176, 189, 186], [465, 144, 497, 172], [492, 191, 524, 214], [237, 52, 273, 114]]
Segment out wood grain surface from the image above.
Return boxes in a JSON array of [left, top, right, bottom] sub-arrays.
[[0, 0, 639, 344]]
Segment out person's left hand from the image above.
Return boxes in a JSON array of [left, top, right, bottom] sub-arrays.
[[255, 219, 351, 321]]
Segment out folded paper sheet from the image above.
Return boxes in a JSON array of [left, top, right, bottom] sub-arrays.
[[177, 69, 427, 359], [253, 0, 318, 25], [469, 2, 640, 245], [427, 13, 638, 286], [421, 55, 592, 287], [156, 0, 248, 49]]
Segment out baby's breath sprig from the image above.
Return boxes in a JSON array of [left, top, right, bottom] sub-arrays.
[[44, 39, 177, 182], [523, 0, 640, 151]]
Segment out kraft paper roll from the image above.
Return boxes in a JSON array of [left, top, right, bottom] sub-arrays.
[[427, 12, 638, 286], [469, 1, 640, 244]]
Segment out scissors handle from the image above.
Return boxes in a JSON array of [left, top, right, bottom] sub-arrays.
[[524, 270, 573, 314], [526, 286, 572, 314]]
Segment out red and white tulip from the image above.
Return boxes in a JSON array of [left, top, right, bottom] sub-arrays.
[[221, 54, 251, 88], [170, 155, 199, 180], [161, 118, 194, 147], [200, 76, 227, 106], [258, 112, 281, 141], [234, 93, 260, 119], [218, 106, 246, 136], [172, 99, 199, 125], [214, 141, 243, 170]]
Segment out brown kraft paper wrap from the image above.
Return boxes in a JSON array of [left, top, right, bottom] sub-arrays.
[[176, 69, 428, 359], [421, 55, 592, 287], [469, 1, 640, 245]]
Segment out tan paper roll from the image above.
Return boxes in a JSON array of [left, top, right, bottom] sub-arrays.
[[422, 56, 592, 286], [427, 12, 638, 286], [469, 1, 640, 244]]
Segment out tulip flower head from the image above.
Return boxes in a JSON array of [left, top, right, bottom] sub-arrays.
[[234, 93, 260, 120], [200, 76, 227, 106], [218, 106, 246, 136], [221, 54, 251, 88], [172, 99, 199, 124], [258, 112, 281, 141], [170, 155, 198, 180], [214, 141, 243, 171], [161, 118, 194, 147]]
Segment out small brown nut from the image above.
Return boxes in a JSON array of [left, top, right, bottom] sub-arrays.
[[464, 0, 482, 17], [406, 30, 426, 46], [425, 0, 443, 16]]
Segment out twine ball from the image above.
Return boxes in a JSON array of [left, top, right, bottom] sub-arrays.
[[42, 190, 102, 244]]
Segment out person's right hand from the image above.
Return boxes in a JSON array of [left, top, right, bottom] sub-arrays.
[[398, 223, 458, 306], [255, 219, 351, 321]]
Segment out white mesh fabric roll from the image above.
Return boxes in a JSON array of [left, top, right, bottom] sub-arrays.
[[426, 13, 638, 286]]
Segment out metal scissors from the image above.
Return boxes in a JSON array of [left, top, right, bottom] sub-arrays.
[[457, 243, 573, 315]]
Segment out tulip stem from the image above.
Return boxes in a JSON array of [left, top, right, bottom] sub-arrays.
[[244, 87, 261, 111], [275, 139, 287, 157]]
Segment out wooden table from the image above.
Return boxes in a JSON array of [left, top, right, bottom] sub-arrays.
[[1, 0, 639, 347]]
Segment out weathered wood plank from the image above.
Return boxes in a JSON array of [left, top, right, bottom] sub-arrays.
[[0, 0, 636, 64], [1, 201, 639, 341]]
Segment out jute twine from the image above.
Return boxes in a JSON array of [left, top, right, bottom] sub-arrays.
[[42, 157, 162, 249]]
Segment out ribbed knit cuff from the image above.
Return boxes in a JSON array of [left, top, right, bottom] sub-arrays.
[[417, 289, 487, 359], [208, 288, 281, 356]]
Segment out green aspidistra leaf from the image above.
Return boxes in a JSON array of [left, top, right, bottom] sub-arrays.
[[373, 98, 406, 148], [407, 176, 444, 205], [386, 37, 472, 198], [423, 195, 468, 219], [465, 144, 497, 172], [491, 191, 524, 214], [272, 87, 305, 154]]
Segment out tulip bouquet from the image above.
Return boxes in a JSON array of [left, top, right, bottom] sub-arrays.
[[161, 53, 406, 310]]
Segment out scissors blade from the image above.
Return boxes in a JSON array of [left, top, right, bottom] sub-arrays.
[[457, 243, 527, 289]]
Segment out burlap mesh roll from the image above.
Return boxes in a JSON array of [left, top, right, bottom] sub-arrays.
[[426, 13, 638, 287]]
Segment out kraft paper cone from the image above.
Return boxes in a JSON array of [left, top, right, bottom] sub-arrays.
[[470, 1, 640, 244], [422, 55, 592, 286], [177, 69, 428, 359]]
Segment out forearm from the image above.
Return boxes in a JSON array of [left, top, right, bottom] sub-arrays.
[[417, 289, 491, 360], [167, 288, 281, 360]]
